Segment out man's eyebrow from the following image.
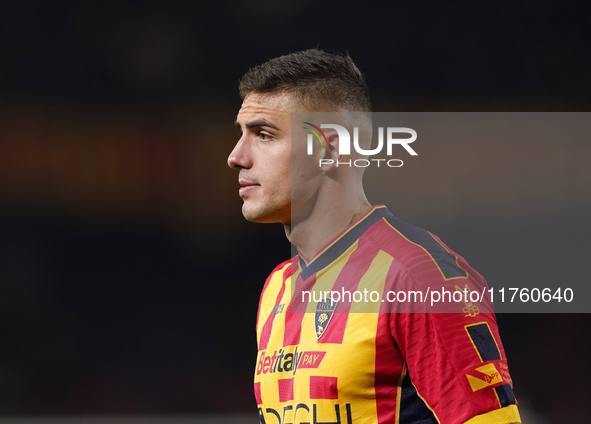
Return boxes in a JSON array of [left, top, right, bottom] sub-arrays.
[[234, 119, 279, 130]]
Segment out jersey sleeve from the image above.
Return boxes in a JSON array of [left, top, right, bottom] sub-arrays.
[[387, 259, 520, 423]]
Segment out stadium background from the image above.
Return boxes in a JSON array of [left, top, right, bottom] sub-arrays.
[[0, 1, 590, 422]]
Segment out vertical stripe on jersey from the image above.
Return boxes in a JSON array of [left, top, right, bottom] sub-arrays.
[[399, 373, 439, 424], [258, 264, 290, 352], [253, 382, 262, 405], [350, 249, 392, 314], [283, 269, 312, 347], [375, 313, 406, 423], [319, 235, 381, 344], [464, 322, 502, 361], [494, 384, 516, 408], [257, 259, 291, 330], [465, 322, 517, 409]]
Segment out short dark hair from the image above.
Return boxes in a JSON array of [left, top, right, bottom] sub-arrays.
[[239, 49, 371, 112]]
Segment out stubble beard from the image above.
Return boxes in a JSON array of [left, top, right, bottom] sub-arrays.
[[241, 197, 291, 224]]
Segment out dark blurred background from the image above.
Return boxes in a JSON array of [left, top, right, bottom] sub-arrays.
[[0, 0, 590, 422]]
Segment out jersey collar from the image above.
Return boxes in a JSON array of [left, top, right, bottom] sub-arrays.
[[297, 205, 393, 280]]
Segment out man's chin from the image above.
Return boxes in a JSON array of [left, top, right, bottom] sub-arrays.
[[242, 212, 278, 224], [242, 204, 288, 224]]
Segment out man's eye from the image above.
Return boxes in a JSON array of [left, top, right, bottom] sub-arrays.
[[260, 132, 273, 141]]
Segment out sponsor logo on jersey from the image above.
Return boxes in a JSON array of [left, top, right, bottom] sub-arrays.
[[259, 402, 353, 424], [271, 303, 285, 316], [256, 348, 326, 376], [298, 351, 327, 369], [499, 362, 513, 384], [315, 298, 337, 339], [465, 363, 503, 392], [455, 284, 480, 317]]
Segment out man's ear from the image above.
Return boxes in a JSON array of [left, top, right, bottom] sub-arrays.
[[319, 128, 346, 172]]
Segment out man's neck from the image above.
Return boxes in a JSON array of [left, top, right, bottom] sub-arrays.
[[285, 198, 372, 261]]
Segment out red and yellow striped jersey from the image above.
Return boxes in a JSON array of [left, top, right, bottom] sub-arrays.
[[255, 205, 520, 424]]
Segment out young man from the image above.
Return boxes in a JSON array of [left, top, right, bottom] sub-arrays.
[[228, 49, 520, 424]]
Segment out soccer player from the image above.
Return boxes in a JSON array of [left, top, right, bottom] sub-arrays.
[[228, 49, 520, 424]]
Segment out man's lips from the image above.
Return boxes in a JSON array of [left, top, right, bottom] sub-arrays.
[[239, 181, 260, 196]]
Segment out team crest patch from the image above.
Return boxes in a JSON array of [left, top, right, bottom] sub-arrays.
[[315, 298, 338, 339]]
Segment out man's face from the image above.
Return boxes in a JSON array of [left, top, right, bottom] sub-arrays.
[[228, 92, 294, 224]]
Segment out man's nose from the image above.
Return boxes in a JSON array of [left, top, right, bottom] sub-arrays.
[[227, 137, 252, 170]]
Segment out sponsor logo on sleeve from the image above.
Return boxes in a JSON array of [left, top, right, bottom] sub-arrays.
[[465, 363, 503, 392]]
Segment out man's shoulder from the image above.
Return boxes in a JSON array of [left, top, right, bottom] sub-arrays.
[[261, 257, 294, 291], [256, 258, 294, 327], [366, 214, 443, 257], [267, 257, 293, 278], [367, 215, 471, 281]]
